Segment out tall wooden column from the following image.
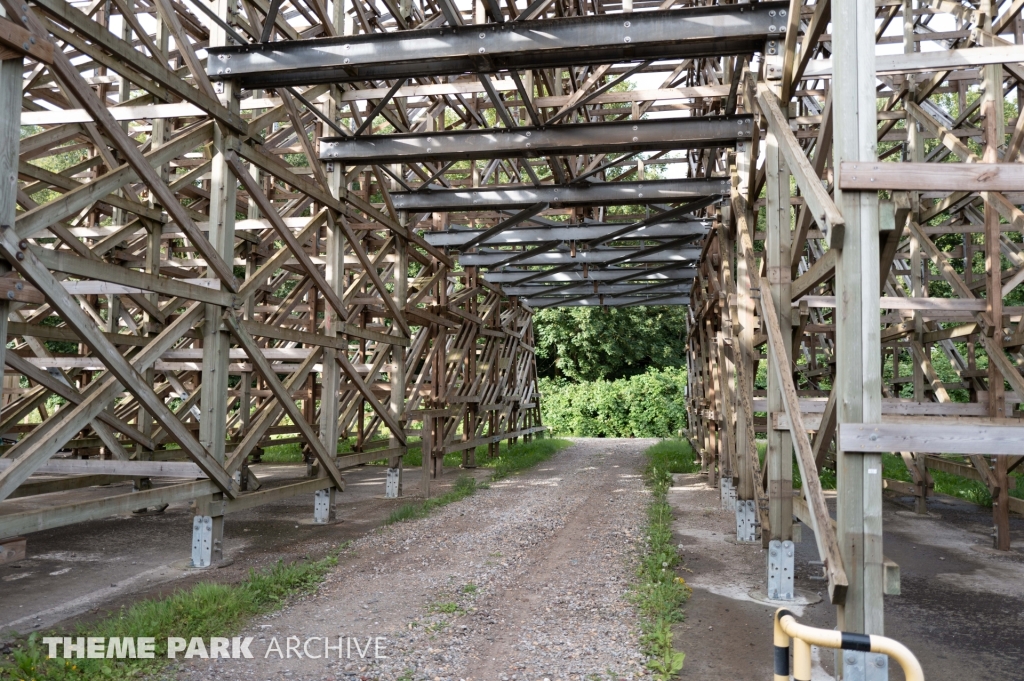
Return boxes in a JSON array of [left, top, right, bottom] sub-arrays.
[[765, 128, 793, 546], [0, 54, 18, 412], [195, 0, 239, 564], [833, 0, 884, 635]]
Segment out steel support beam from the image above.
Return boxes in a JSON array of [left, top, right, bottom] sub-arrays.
[[208, 3, 788, 87], [460, 247, 700, 266], [319, 116, 753, 164], [425, 220, 709, 247], [483, 266, 697, 283], [396, 178, 728, 212], [525, 294, 691, 307], [504, 283, 691, 296]]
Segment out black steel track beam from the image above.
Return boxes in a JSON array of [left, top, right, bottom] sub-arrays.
[[504, 283, 691, 296], [207, 3, 787, 87], [524, 294, 691, 307], [460, 247, 699, 266], [395, 178, 728, 212], [319, 116, 753, 164], [425, 220, 709, 247], [483, 266, 697, 283]]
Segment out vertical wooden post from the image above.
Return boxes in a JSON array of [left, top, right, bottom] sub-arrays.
[[734, 143, 756, 506], [833, 0, 884, 635], [195, 0, 239, 564], [389, 231, 409, 494], [981, 0, 1009, 551], [0, 53, 19, 412], [765, 128, 793, 545]]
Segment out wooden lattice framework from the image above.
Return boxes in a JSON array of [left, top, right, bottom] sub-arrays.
[[687, 0, 1024, 640]]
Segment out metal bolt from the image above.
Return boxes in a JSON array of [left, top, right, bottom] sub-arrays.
[[769, 25, 777, 32], [479, 32, 485, 38], [769, 9, 776, 16], [6, 291, 14, 300], [344, 58, 350, 64], [18, 240, 28, 250], [15, 252, 24, 261], [845, 654, 856, 665], [22, 43, 29, 51], [632, 136, 638, 142], [624, 36, 631, 43], [623, 20, 630, 27], [874, 656, 885, 668], [479, 47, 486, 53], [632, 125, 638, 130], [780, 9, 787, 16]]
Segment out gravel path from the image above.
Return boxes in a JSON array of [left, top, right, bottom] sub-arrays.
[[173, 438, 656, 681]]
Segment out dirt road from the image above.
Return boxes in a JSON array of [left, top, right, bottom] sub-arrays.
[[174, 438, 656, 681]]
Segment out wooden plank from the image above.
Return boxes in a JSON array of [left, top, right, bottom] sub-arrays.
[[0, 458, 204, 478], [759, 275, 848, 603], [840, 422, 1024, 456], [0, 17, 52, 63], [803, 44, 1024, 77], [793, 494, 899, 595], [797, 295, 987, 311], [757, 83, 845, 247], [839, 162, 1024, 192], [0, 481, 217, 537], [32, 246, 235, 307]]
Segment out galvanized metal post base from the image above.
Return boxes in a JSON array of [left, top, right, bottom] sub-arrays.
[[736, 499, 758, 542], [313, 488, 336, 524], [767, 539, 795, 600], [385, 467, 401, 498], [720, 477, 736, 511], [190, 515, 223, 568], [839, 650, 888, 681]]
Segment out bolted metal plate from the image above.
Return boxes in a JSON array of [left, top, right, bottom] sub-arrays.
[[720, 477, 736, 511], [385, 467, 401, 498], [736, 499, 757, 542], [841, 650, 889, 681], [313, 488, 333, 524], [767, 539, 795, 600], [191, 515, 213, 568]]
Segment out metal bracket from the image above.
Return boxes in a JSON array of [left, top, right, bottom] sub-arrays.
[[736, 499, 758, 542], [191, 516, 213, 568], [313, 488, 333, 524], [767, 539, 795, 600], [841, 650, 888, 681], [720, 477, 736, 511], [385, 467, 401, 498], [764, 39, 783, 80]]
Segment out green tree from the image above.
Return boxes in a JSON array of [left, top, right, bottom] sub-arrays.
[[534, 306, 688, 382]]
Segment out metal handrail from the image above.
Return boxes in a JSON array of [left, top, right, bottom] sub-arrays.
[[773, 609, 924, 681]]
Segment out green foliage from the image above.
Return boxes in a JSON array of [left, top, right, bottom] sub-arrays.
[[386, 476, 478, 525], [534, 306, 688, 382], [633, 439, 695, 680], [486, 438, 570, 480], [0, 550, 343, 680], [540, 368, 688, 438]]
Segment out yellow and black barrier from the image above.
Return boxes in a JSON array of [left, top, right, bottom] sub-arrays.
[[773, 609, 924, 681]]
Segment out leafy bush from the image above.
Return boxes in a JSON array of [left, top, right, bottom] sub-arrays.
[[540, 367, 688, 438]]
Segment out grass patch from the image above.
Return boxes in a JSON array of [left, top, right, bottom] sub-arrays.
[[633, 439, 696, 681], [384, 438, 572, 526], [385, 476, 478, 525], [483, 438, 570, 480], [1, 548, 345, 681], [430, 601, 461, 615]]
